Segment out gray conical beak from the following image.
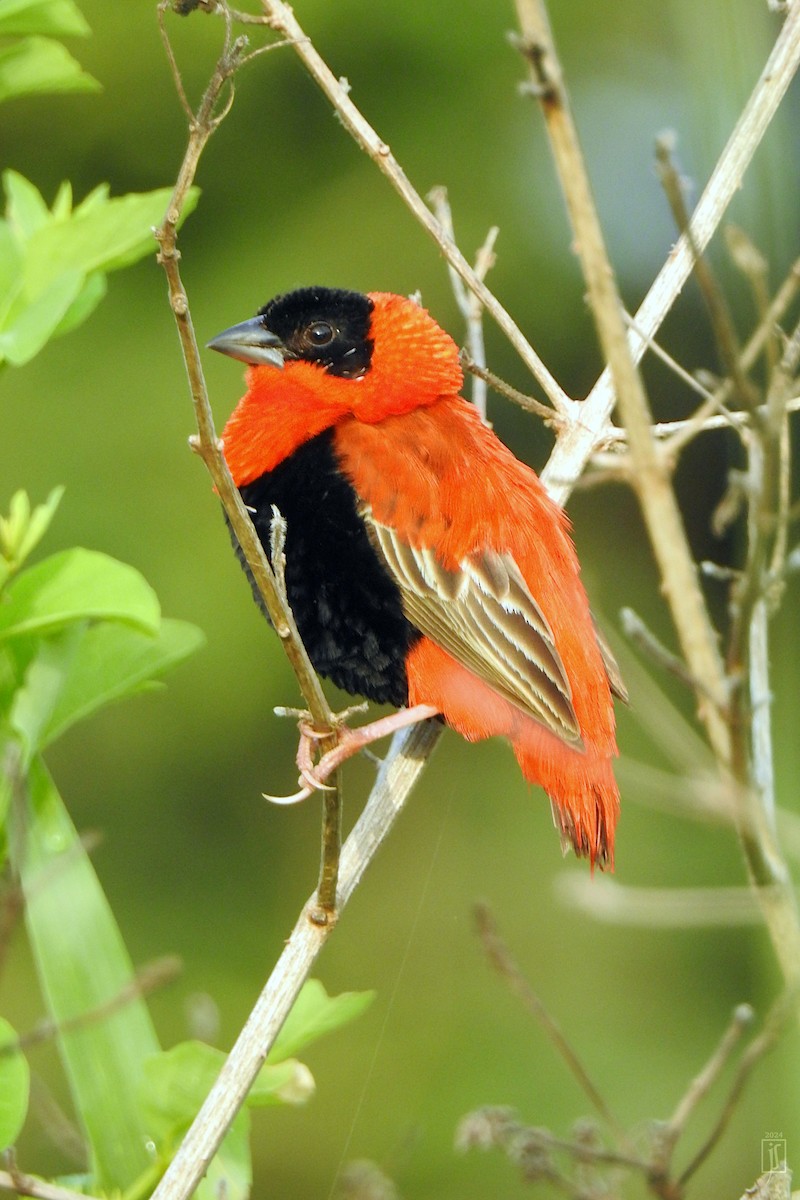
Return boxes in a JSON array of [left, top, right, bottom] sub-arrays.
[[207, 316, 285, 369]]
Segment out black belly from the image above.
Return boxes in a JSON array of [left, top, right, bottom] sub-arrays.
[[233, 429, 421, 707]]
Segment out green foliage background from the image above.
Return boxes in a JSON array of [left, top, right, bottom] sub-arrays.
[[3, 0, 799, 1195]]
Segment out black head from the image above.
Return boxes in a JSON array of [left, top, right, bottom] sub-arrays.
[[256, 287, 374, 379], [208, 286, 375, 378]]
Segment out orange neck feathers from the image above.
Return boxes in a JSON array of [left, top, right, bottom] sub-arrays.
[[221, 292, 464, 487]]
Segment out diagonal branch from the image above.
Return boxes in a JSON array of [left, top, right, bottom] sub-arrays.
[[147, 720, 440, 1200], [257, 0, 574, 420], [541, 0, 800, 501], [515, 0, 800, 996], [514, 0, 729, 753]]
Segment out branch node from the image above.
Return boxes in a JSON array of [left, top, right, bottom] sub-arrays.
[[508, 31, 556, 101]]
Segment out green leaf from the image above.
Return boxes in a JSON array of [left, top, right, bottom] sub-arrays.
[[0, 1017, 30, 1149], [72, 180, 108, 217], [11, 759, 160, 1188], [12, 486, 63, 566], [0, 548, 161, 642], [3, 170, 49, 238], [0, 220, 23, 317], [51, 269, 105, 337], [268, 979, 375, 1063], [42, 617, 204, 745], [142, 1042, 314, 1200], [23, 187, 199, 293], [0, 268, 83, 365], [0, 487, 64, 574], [247, 1057, 315, 1107], [0, 36, 99, 104], [50, 177, 72, 220], [8, 624, 84, 762], [0, 0, 91, 38], [143, 1043, 313, 1132]]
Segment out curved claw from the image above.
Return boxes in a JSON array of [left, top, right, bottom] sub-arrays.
[[262, 783, 314, 806], [298, 765, 337, 793]]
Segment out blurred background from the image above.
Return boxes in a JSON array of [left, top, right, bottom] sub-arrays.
[[3, 0, 799, 1195]]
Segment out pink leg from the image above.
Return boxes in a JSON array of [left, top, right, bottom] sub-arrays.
[[264, 704, 440, 806], [310, 704, 439, 783]]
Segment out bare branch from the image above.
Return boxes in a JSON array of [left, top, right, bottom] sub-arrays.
[[0, 1167, 100, 1200], [148, 721, 441, 1200], [677, 988, 797, 1186], [542, 2, 800, 501], [429, 186, 498, 419], [473, 902, 629, 1145]]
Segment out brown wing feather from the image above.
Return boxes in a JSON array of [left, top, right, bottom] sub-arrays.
[[365, 513, 582, 746], [591, 616, 629, 704]]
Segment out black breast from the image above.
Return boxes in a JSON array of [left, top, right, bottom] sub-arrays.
[[234, 429, 421, 707]]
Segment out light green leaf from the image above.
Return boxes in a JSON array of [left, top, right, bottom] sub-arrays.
[[142, 1042, 271, 1200], [72, 181, 108, 218], [0, 36, 99, 104], [0, 487, 64, 574], [0, 268, 83, 365], [0, 0, 91, 38], [12, 759, 160, 1189], [0, 221, 23, 316], [3, 169, 49, 238], [50, 178, 72, 220], [43, 617, 204, 745], [24, 187, 199, 293], [143, 1042, 313, 1133], [9, 624, 84, 762], [51, 270, 105, 338], [0, 1017, 30, 1150], [13, 485, 64, 565], [247, 1057, 315, 1107], [268, 979, 376, 1064], [0, 548, 161, 642]]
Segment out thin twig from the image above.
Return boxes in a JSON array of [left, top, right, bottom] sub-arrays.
[[677, 988, 797, 1186], [596, 395, 800, 448], [460, 352, 561, 424], [665, 1004, 754, 1142], [258, 0, 573, 419], [655, 134, 760, 415], [0, 1167, 99, 1200], [648, 1004, 755, 1196], [621, 310, 720, 406], [662, 254, 800, 459], [1, 957, 181, 1056], [620, 608, 726, 709], [473, 902, 629, 1145], [429, 186, 498, 419]]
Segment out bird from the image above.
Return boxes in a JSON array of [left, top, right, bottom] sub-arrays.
[[208, 286, 625, 867]]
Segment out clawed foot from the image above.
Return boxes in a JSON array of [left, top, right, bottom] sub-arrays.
[[263, 702, 440, 805]]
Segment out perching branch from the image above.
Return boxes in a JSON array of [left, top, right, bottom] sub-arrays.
[[147, 720, 440, 1200], [154, 1, 345, 921]]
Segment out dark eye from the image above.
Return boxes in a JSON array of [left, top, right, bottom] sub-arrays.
[[305, 321, 335, 347]]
